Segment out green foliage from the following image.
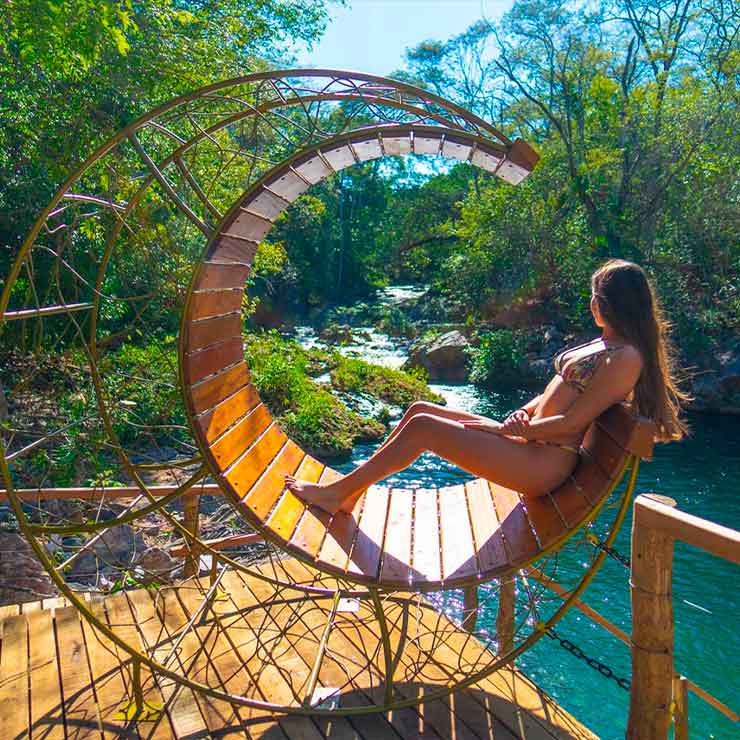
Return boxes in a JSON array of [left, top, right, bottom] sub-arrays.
[[242, 330, 444, 457], [0, 0, 334, 284], [243, 331, 384, 458], [466, 330, 528, 387], [330, 357, 444, 407]]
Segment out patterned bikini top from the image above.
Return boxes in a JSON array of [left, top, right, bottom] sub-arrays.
[[553, 339, 626, 393]]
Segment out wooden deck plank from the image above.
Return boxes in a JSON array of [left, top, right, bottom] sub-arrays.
[[186, 313, 242, 353], [286, 466, 342, 563], [210, 403, 273, 470], [317, 492, 365, 576], [0, 603, 20, 620], [244, 189, 290, 221], [139, 587, 245, 737], [197, 383, 261, 444], [189, 361, 249, 415], [275, 565, 445, 740], [228, 570, 389, 740], [0, 614, 30, 739], [183, 336, 243, 385], [288, 504, 333, 563], [189, 289, 243, 322], [209, 235, 258, 265], [196, 263, 250, 291], [439, 484, 478, 582], [411, 488, 442, 585], [279, 559, 484, 740], [580, 426, 627, 481], [521, 495, 568, 551], [104, 592, 175, 740], [263, 169, 310, 202], [490, 483, 540, 565], [546, 482, 593, 529], [230, 211, 272, 242], [410, 596, 597, 740], [6, 560, 599, 740], [392, 597, 576, 740], [596, 405, 655, 460], [379, 488, 414, 587], [465, 478, 509, 575], [27, 608, 65, 739], [217, 571, 325, 740], [54, 605, 101, 738], [79, 599, 140, 740], [174, 581, 292, 740], [267, 456, 325, 544], [225, 423, 288, 497], [123, 589, 210, 739], [572, 449, 611, 496]]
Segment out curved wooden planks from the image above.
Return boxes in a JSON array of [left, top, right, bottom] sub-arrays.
[[176, 125, 641, 592]]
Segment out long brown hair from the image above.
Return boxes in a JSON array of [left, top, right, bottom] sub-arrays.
[[591, 259, 689, 441]]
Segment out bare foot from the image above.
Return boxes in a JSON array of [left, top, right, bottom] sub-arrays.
[[284, 473, 363, 515]]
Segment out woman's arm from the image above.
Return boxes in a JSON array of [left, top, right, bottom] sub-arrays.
[[520, 394, 542, 417], [461, 349, 641, 439], [517, 349, 642, 441]]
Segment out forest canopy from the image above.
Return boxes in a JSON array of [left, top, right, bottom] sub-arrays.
[[1, 0, 738, 363]]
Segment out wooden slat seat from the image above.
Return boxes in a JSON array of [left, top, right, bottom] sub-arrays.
[[179, 122, 657, 592]]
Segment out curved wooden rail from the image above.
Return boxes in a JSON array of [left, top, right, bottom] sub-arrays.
[[179, 121, 653, 591]]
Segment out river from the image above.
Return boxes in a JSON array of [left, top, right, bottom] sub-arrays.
[[294, 290, 740, 740]]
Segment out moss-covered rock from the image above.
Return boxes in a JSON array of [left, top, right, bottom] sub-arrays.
[[329, 356, 444, 407], [243, 330, 443, 460]]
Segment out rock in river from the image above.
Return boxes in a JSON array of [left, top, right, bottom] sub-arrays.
[[403, 330, 470, 382]]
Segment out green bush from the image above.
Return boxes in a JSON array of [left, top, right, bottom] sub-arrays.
[[466, 330, 527, 387]]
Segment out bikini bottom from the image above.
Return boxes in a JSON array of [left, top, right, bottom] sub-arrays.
[[533, 440, 581, 456]]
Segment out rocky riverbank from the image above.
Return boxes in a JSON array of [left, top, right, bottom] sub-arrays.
[[293, 284, 740, 415]]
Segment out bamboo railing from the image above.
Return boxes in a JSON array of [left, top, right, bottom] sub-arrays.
[[626, 493, 740, 739]]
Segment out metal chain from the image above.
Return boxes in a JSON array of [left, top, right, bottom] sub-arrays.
[[545, 628, 631, 691], [587, 532, 631, 568]]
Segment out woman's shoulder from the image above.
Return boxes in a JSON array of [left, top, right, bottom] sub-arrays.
[[604, 343, 643, 375]]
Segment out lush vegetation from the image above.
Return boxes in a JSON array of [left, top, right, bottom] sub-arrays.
[[244, 331, 441, 458], [257, 0, 739, 366], [1, 0, 738, 492]]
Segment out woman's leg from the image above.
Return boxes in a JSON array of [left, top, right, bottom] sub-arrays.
[[285, 412, 576, 514], [374, 401, 489, 453]]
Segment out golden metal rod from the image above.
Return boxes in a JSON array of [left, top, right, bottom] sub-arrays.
[[370, 587, 395, 707], [3, 302, 94, 320], [303, 590, 341, 706]]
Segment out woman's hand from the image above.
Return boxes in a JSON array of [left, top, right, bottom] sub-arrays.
[[500, 409, 530, 437], [460, 418, 504, 435]]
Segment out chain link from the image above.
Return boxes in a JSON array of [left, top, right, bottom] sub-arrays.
[[545, 628, 631, 691], [587, 532, 631, 568]]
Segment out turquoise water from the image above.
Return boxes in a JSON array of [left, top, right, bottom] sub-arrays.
[[335, 384, 740, 740]]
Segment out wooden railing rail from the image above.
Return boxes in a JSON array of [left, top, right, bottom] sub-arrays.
[[626, 493, 740, 740], [0, 484, 222, 503]]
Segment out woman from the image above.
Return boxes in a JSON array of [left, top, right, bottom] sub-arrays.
[[285, 259, 688, 514]]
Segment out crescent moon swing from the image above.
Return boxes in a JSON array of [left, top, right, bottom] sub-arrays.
[[0, 70, 655, 721]]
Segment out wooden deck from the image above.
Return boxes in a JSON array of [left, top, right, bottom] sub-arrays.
[[0, 560, 598, 739]]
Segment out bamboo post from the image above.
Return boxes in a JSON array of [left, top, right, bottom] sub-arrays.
[[462, 583, 478, 632], [673, 674, 689, 740], [182, 492, 201, 578], [627, 494, 677, 740], [497, 575, 515, 656]]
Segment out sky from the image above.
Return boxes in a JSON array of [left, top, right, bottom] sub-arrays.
[[294, 0, 514, 77]]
